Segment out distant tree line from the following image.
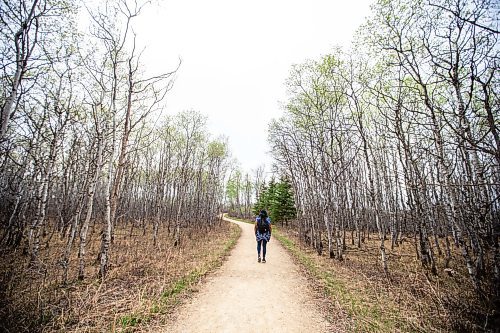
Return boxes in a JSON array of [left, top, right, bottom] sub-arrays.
[[225, 169, 254, 219]]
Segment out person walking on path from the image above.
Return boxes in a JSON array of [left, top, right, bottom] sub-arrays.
[[255, 210, 272, 263]]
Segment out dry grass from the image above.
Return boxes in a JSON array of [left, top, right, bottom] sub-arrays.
[[271, 226, 498, 333], [0, 219, 241, 332]]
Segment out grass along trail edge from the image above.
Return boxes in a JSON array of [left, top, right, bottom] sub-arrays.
[[114, 221, 241, 332], [272, 229, 423, 333]]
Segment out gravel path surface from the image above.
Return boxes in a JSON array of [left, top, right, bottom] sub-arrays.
[[164, 216, 331, 333]]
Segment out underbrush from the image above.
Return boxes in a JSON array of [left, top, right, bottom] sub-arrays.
[[0, 219, 241, 332], [274, 227, 498, 333]]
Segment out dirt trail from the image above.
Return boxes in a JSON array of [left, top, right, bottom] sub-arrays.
[[162, 216, 331, 333]]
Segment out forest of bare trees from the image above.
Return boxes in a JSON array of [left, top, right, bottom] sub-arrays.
[[0, 0, 230, 279], [1, 0, 498, 331], [225, 166, 266, 220], [269, 0, 498, 307], [0, 1, 236, 330]]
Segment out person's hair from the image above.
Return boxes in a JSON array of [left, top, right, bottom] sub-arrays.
[[259, 210, 268, 219]]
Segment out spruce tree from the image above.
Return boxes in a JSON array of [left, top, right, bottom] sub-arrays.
[[252, 177, 296, 226]]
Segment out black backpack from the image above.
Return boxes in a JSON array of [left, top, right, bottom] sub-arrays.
[[257, 215, 269, 233]]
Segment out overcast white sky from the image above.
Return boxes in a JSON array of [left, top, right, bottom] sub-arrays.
[[132, 0, 374, 173]]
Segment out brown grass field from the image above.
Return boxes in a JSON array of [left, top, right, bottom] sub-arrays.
[[0, 220, 241, 332]]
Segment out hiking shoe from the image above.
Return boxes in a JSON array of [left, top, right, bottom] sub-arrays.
[[258, 257, 261, 263], [262, 258, 266, 263]]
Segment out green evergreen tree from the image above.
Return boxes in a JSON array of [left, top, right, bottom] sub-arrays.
[[252, 177, 296, 226], [253, 178, 276, 215], [271, 177, 296, 226], [266, 178, 277, 220]]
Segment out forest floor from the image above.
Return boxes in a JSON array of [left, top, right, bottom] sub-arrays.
[[148, 215, 335, 332], [270, 223, 498, 333]]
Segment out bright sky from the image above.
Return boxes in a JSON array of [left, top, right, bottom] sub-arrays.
[[133, 0, 374, 173]]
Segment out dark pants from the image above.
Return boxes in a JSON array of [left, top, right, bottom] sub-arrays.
[[257, 239, 267, 258]]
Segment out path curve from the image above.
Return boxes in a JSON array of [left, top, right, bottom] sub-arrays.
[[163, 216, 330, 333]]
